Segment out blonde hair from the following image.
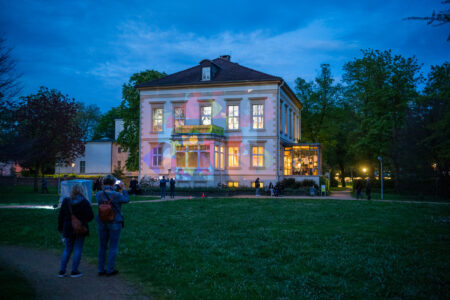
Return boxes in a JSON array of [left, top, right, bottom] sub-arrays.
[[70, 184, 84, 198]]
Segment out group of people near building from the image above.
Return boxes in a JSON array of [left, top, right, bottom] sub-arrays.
[[57, 174, 129, 278]]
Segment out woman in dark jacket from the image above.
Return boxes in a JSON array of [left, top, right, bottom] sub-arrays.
[[58, 184, 94, 278]]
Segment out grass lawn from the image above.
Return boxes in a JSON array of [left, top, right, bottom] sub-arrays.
[[1, 195, 449, 299], [0, 185, 158, 205]]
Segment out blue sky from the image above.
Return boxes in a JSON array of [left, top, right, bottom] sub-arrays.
[[1, 0, 448, 111]]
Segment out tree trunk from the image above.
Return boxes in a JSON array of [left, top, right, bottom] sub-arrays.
[[33, 163, 39, 192], [339, 165, 346, 187]]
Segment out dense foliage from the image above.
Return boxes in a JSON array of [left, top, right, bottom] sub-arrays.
[[297, 50, 449, 198], [117, 70, 166, 171], [8, 87, 84, 191]]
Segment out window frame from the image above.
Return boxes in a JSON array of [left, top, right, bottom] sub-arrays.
[[152, 107, 164, 133], [151, 145, 164, 167], [226, 104, 240, 130], [227, 145, 240, 169], [173, 106, 186, 127], [250, 102, 265, 130], [200, 105, 212, 126]]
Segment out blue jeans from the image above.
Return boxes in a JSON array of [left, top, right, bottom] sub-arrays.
[[98, 222, 122, 274], [161, 187, 166, 199], [60, 237, 85, 272]]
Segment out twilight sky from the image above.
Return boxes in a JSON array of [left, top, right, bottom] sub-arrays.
[[1, 0, 449, 111]]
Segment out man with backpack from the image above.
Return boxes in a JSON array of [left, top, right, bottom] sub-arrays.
[[96, 174, 129, 276]]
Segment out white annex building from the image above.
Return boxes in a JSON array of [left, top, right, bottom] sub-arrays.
[[137, 56, 321, 187]]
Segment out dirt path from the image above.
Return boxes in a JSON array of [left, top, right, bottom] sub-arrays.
[[0, 245, 150, 300]]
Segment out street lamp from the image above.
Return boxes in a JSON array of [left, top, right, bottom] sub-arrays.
[[378, 156, 383, 200]]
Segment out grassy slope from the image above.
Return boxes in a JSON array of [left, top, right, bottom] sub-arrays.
[[1, 197, 449, 299]]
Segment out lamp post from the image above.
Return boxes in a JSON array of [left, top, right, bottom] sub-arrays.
[[378, 156, 383, 200]]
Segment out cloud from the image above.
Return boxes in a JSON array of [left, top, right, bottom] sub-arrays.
[[87, 19, 361, 88]]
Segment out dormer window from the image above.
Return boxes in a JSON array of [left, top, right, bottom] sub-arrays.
[[202, 67, 211, 81]]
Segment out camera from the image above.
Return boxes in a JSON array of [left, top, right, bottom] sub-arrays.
[[114, 184, 122, 192]]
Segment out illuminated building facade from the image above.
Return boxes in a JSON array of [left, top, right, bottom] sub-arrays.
[[137, 56, 321, 187]]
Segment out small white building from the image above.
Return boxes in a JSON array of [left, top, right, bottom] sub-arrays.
[[59, 139, 113, 174]]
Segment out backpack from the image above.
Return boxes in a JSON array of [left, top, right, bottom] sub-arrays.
[[66, 198, 88, 237], [98, 191, 116, 223]]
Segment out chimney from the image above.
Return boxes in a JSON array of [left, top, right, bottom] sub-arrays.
[[219, 55, 231, 61]]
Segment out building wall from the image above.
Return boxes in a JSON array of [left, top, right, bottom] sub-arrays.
[[139, 83, 301, 187], [111, 142, 138, 176], [60, 142, 112, 174]]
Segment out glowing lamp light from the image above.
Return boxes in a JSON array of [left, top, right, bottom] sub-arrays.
[[362, 167, 367, 173], [71, 163, 75, 168]]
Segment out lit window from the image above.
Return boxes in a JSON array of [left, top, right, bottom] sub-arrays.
[[176, 145, 186, 168], [228, 146, 240, 167], [152, 146, 163, 167], [201, 106, 212, 125], [227, 105, 239, 130], [152, 108, 163, 132], [252, 146, 264, 167], [284, 148, 292, 175], [215, 145, 225, 169], [252, 104, 264, 129], [177, 144, 211, 169], [174, 107, 185, 127], [227, 181, 239, 188], [252, 182, 264, 188]]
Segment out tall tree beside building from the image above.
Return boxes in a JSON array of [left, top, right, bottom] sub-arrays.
[[76, 102, 101, 141], [13, 87, 84, 191], [295, 64, 352, 185], [343, 49, 422, 191], [92, 107, 122, 140], [117, 70, 166, 171]]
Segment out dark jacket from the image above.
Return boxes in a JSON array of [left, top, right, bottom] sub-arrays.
[[58, 195, 94, 238]]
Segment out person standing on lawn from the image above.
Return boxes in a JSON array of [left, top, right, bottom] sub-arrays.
[[268, 182, 274, 197], [355, 180, 363, 199], [160, 176, 168, 199], [255, 178, 261, 196], [169, 177, 176, 199], [41, 177, 49, 194], [96, 174, 129, 276], [58, 184, 94, 278], [365, 177, 372, 201]]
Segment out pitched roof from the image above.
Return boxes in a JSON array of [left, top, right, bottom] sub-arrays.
[[136, 57, 283, 88]]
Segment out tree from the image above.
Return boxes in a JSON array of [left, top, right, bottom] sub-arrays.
[[0, 37, 22, 162], [92, 107, 122, 140], [343, 49, 422, 191], [76, 102, 101, 141], [13, 87, 84, 191], [0, 36, 22, 102], [404, 0, 450, 41], [295, 64, 352, 185], [117, 70, 166, 171]]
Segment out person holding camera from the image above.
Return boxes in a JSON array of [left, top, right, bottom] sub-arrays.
[[96, 174, 129, 276]]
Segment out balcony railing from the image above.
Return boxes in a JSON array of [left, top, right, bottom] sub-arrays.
[[173, 125, 224, 135]]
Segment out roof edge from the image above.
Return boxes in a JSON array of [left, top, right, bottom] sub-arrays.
[[136, 79, 283, 91]]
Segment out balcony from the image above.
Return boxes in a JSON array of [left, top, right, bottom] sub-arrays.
[[172, 125, 224, 136]]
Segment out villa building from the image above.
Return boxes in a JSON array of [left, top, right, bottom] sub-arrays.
[[137, 56, 321, 187]]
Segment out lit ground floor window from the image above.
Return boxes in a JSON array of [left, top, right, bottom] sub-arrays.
[[227, 181, 239, 187], [284, 145, 320, 176]]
